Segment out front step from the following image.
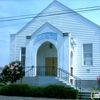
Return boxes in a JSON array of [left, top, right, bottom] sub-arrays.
[[78, 92, 91, 100], [17, 76, 78, 89], [25, 67, 81, 90], [17, 76, 73, 86], [55, 77, 76, 88], [55, 77, 81, 91]]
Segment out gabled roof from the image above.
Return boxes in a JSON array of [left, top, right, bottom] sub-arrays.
[[53, 0, 100, 34], [16, 0, 100, 35], [31, 22, 62, 38]]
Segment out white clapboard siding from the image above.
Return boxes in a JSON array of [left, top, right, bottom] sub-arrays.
[[10, 1, 100, 80], [10, 34, 16, 62]]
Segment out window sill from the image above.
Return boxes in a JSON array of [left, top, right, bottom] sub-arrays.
[[82, 65, 94, 67]]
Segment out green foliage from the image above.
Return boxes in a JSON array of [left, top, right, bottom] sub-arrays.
[[0, 84, 78, 99], [1, 61, 25, 84], [44, 84, 78, 99], [29, 86, 45, 97], [0, 77, 3, 83], [0, 85, 8, 95], [0, 84, 30, 96]]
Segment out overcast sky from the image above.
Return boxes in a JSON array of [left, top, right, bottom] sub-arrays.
[[0, 0, 100, 67]]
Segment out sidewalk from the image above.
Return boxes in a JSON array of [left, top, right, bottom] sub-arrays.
[[0, 96, 77, 100]]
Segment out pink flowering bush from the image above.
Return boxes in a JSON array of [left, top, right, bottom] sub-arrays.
[[1, 61, 25, 84], [97, 75, 100, 86]]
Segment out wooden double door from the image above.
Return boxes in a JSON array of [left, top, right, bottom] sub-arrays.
[[45, 57, 57, 76]]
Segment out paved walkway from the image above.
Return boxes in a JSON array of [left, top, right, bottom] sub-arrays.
[[0, 96, 77, 100]]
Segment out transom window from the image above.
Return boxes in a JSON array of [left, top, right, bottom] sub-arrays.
[[83, 44, 93, 65]]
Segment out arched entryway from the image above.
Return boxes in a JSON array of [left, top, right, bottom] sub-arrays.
[[37, 41, 57, 76]]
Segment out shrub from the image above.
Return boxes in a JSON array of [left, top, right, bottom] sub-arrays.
[[0, 84, 30, 96], [0, 84, 78, 99], [44, 84, 78, 99], [1, 61, 25, 84], [29, 86, 45, 97], [97, 75, 100, 86], [64, 87, 78, 99], [0, 85, 8, 95]]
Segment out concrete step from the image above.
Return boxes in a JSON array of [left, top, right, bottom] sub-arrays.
[[78, 92, 91, 100], [55, 77, 80, 90], [17, 76, 79, 90]]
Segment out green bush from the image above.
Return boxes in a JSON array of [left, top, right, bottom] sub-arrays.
[[0, 84, 78, 99], [0, 84, 30, 96], [64, 87, 78, 99], [44, 84, 78, 99], [29, 86, 45, 97], [0, 85, 8, 95], [44, 84, 65, 98]]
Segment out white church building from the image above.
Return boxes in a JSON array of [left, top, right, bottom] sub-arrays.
[[10, 0, 100, 88]]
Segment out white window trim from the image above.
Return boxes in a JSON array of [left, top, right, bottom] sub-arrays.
[[20, 47, 26, 67], [82, 43, 93, 66]]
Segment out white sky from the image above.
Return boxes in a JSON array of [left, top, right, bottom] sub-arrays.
[[0, 0, 100, 67]]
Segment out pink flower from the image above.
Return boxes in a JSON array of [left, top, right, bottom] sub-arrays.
[[10, 66, 14, 70], [13, 63, 18, 66], [97, 75, 100, 81]]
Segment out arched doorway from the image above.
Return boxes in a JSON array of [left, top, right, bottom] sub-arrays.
[[37, 41, 57, 76]]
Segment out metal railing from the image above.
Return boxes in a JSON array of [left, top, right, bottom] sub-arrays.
[[25, 66, 81, 90]]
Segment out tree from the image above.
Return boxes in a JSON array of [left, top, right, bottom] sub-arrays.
[[1, 61, 25, 84]]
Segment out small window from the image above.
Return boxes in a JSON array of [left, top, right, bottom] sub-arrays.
[[49, 43, 53, 49], [21, 47, 26, 67], [21, 48, 26, 54], [83, 44, 93, 65]]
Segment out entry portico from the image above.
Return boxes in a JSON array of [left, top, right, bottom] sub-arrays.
[[25, 22, 75, 76]]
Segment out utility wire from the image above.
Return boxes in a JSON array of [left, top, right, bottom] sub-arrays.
[[0, 40, 10, 44], [0, 6, 100, 43], [0, 5, 100, 20], [0, 22, 26, 28], [0, 7, 100, 28], [0, 6, 100, 22]]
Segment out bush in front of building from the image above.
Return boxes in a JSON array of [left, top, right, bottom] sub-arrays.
[[1, 61, 25, 84], [29, 86, 45, 97], [0, 84, 30, 96], [97, 75, 100, 86], [44, 84, 78, 99], [0, 84, 78, 99]]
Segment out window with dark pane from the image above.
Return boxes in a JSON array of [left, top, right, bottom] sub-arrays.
[[83, 44, 93, 65], [49, 43, 53, 49], [21, 47, 26, 68]]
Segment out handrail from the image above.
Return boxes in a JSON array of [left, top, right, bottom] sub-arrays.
[[25, 66, 35, 76], [24, 66, 81, 91], [59, 67, 81, 81], [58, 67, 81, 91], [25, 67, 33, 73]]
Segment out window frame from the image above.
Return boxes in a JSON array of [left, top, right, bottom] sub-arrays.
[[82, 43, 93, 66], [20, 47, 26, 67]]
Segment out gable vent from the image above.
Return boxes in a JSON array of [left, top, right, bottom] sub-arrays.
[[26, 36, 31, 39], [63, 33, 69, 37]]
